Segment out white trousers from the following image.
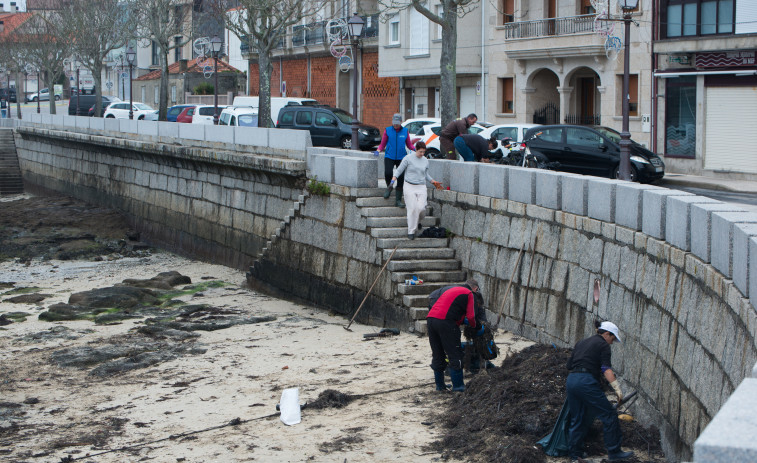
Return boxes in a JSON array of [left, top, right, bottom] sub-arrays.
[[404, 182, 427, 234]]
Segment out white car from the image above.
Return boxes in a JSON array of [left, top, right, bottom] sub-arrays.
[[418, 122, 488, 158], [219, 106, 273, 127], [477, 123, 542, 151], [103, 102, 158, 120], [402, 117, 440, 137], [191, 105, 228, 125], [27, 87, 61, 102]]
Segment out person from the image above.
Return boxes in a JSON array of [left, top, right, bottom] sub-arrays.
[[0, 97, 7, 119], [454, 134, 501, 162], [426, 279, 479, 392], [439, 113, 477, 160], [376, 113, 415, 208], [480, 138, 511, 163], [565, 321, 634, 462], [391, 141, 442, 240]]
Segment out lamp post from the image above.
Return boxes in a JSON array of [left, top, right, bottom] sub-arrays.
[[36, 70, 40, 114], [347, 13, 364, 150], [126, 46, 136, 120], [76, 67, 80, 115], [210, 35, 222, 125], [618, 0, 638, 181]]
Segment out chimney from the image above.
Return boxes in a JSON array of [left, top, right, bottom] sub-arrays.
[[179, 59, 188, 73]]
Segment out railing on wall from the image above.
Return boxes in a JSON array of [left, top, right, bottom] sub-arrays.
[[565, 114, 601, 125], [503, 14, 596, 39]]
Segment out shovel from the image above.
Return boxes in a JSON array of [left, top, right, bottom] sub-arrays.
[[344, 246, 398, 331]]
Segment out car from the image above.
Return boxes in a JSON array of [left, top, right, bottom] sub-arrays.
[[233, 96, 318, 126], [219, 106, 274, 127], [103, 102, 159, 120], [0, 87, 17, 103], [401, 117, 440, 137], [70, 95, 121, 116], [476, 123, 542, 151], [191, 105, 228, 125], [417, 122, 488, 158], [176, 106, 195, 123], [276, 104, 381, 150], [522, 125, 665, 182], [27, 88, 61, 102], [167, 104, 195, 123]]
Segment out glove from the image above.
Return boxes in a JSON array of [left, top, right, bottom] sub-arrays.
[[476, 325, 485, 337], [373, 150, 380, 157], [610, 380, 623, 403], [431, 180, 443, 190], [462, 318, 469, 326]]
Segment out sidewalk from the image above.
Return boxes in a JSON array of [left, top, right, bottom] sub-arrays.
[[658, 173, 757, 194]]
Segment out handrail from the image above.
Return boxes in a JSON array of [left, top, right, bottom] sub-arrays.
[[503, 14, 596, 39]]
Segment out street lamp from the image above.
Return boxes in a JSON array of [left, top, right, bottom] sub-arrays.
[[126, 46, 136, 120], [618, 0, 638, 181], [36, 70, 40, 114], [347, 13, 364, 150], [210, 35, 222, 125]]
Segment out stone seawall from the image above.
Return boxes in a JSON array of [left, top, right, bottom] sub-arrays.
[[13, 125, 307, 270]]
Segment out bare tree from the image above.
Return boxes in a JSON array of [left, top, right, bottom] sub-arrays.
[[130, 0, 193, 120], [59, 0, 135, 117], [0, 18, 30, 118], [379, 0, 479, 128], [212, 0, 324, 127]]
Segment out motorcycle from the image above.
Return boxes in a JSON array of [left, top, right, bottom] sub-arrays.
[[496, 132, 561, 170]]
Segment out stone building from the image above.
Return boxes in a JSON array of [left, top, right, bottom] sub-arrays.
[[133, 59, 242, 107]]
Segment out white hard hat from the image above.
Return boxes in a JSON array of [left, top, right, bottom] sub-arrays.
[[599, 321, 622, 343]]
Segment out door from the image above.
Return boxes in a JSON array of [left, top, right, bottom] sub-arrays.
[[528, 127, 565, 163], [547, 0, 556, 35], [404, 88, 413, 119], [579, 78, 596, 125], [564, 127, 616, 176], [427, 87, 435, 118], [312, 110, 340, 146], [704, 86, 757, 173], [459, 86, 476, 118]]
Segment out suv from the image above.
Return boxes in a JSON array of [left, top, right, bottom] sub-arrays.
[[0, 87, 17, 103], [68, 95, 121, 116], [523, 125, 665, 183], [276, 105, 381, 150]]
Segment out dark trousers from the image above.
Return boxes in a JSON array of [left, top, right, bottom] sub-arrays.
[[440, 136, 456, 160], [427, 317, 463, 372], [384, 157, 405, 191], [566, 373, 623, 458]]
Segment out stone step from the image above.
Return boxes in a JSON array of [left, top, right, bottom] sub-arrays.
[[398, 281, 456, 295], [413, 320, 428, 335], [383, 247, 455, 261], [390, 270, 466, 283], [356, 196, 395, 207], [387, 259, 460, 272], [409, 307, 429, 320], [352, 187, 390, 198], [367, 216, 437, 228], [361, 206, 431, 218], [370, 227, 413, 238], [403, 294, 433, 308], [377, 237, 448, 249]]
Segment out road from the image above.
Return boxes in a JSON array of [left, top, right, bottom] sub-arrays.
[[659, 180, 757, 214]]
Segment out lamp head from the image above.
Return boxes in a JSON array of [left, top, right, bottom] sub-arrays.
[[620, 0, 638, 10], [347, 13, 364, 39], [126, 46, 136, 64], [210, 35, 223, 54]]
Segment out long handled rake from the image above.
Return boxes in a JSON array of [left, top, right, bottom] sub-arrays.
[[344, 246, 398, 331]]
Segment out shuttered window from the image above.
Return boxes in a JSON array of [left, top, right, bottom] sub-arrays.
[[409, 8, 429, 56]]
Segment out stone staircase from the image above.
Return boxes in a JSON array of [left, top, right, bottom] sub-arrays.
[[0, 129, 23, 196], [357, 193, 466, 333]]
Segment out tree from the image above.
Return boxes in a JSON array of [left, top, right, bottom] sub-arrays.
[[59, 0, 135, 117], [130, 0, 194, 121], [379, 0, 479, 130], [0, 13, 33, 118], [212, 0, 324, 127]]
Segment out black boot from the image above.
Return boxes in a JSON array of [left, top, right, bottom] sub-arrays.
[[383, 184, 392, 199], [434, 371, 450, 391], [450, 369, 465, 392], [395, 189, 405, 208]]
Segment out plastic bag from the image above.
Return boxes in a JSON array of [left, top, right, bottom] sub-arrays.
[[279, 387, 301, 426]]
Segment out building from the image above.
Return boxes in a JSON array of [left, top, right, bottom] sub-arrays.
[[653, 0, 757, 178], [241, 0, 399, 130], [133, 58, 242, 106]]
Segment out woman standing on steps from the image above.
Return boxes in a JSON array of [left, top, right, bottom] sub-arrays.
[[391, 141, 443, 240]]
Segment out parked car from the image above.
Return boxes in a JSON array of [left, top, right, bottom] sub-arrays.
[[0, 87, 17, 103], [276, 104, 381, 150], [167, 104, 195, 122], [418, 122, 488, 158], [69, 95, 120, 116], [191, 105, 228, 125], [523, 125, 665, 182], [176, 106, 195, 123], [233, 96, 318, 126], [477, 123, 542, 150], [27, 88, 61, 102], [219, 106, 274, 127], [103, 102, 159, 120]]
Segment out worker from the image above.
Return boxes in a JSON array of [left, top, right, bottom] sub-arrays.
[[453, 134, 499, 162], [565, 321, 634, 462], [439, 113, 477, 160], [426, 279, 479, 392]]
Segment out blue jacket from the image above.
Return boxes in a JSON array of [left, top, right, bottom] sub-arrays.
[[383, 126, 410, 161]]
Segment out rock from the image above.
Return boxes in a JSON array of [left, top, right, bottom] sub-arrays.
[[23, 398, 39, 405], [3, 294, 49, 304], [120, 271, 191, 290], [68, 286, 160, 308]]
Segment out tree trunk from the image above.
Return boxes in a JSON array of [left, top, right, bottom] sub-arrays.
[[47, 73, 56, 115], [15, 71, 22, 119], [93, 63, 104, 117], [440, 2, 458, 159], [258, 50, 273, 128], [159, 52, 169, 121]]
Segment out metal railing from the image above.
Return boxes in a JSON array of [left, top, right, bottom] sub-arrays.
[[565, 114, 601, 125], [503, 14, 596, 39]]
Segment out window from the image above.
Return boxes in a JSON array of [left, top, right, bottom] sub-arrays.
[[580, 0, 595, 14], [154, 87, 159, 104], [566, 128, 602, 147], [409, 8, 429, 56], [279, 111, 294, 125], [617, 74, 639, 116], [435, 5, 443, 39], [539, 127, 563, 143], [665, 76, 697, 158], [499, 77, 514, 113], [151, 41, 159, 66], [503, 0, 515, 23], [389, 16, 399, 44], [174, 36, 182, 62], [664, 0, 734, 38], [493, 127, 518, 140], [315, 112, 336, 126], [171, 85, 176, 103], [295, 110, 313, 125], [141, 86, 146, 103]]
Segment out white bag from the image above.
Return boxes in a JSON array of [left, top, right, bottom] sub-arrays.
[[279, 387, 301, 426]]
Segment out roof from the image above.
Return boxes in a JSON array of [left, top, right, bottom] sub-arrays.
[[135, 58, 241, 81], [0, 12, 34, 39]]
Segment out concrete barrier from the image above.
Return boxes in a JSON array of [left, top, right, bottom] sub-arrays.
[[333, 157, 377, 188]]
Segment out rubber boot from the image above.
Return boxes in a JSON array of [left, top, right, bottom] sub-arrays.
[[434, 371, 450, 391], [449, 369, 465, 392], [395, 189, 405, 208], [383, 184, 392, 199]]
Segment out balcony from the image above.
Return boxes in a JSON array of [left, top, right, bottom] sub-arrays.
[[503, 14, 596, 39]]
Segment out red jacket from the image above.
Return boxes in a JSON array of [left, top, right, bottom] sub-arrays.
[[427, 286, 476, 327]]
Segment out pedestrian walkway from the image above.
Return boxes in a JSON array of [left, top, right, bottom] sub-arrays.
[[659, 173, 757, 194]]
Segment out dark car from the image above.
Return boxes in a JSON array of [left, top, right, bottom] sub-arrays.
[[68, 94, 121, 116], [276, 104, 381, 150], [523, 125, 665, 182], [0, 87, 17, 103], [167, 104, 195, 122]]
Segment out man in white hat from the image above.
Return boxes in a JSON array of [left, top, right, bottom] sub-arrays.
[[565, 320, 633, 462]]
